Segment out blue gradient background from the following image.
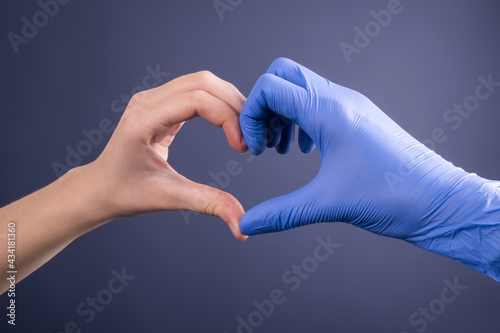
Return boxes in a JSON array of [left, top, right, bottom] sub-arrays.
[[1, 0, 500, 332]]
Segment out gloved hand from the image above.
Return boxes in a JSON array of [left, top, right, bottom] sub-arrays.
[[239, 58, 500, 281]]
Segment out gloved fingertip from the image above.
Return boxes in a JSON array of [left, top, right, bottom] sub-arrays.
[[248, 144, 265, 156], [298, 128, 315, 153], [300, 142, 316, 154], [266, 135, 280, 148], [239, 214, 278, 236], [239, 214, 258, 236], [241, 132, 265, 155], [275, 144, 292, 155]]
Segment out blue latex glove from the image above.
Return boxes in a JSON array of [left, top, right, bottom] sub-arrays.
[[240, 58, 500, 281]]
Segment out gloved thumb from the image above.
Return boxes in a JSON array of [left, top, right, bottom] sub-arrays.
[[239, 183, 320, 236]]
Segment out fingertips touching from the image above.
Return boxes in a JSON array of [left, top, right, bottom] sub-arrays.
[[222, 114, 248, 153]]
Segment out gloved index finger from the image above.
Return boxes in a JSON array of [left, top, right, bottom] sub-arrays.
[[240, 73, 308, 155], [266, 57, 326, 91]]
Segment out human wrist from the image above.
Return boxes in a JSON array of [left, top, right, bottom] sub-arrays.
[[52, 163, 116, 235]]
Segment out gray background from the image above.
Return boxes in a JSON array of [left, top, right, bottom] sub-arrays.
[[1, 0, 500, 332]]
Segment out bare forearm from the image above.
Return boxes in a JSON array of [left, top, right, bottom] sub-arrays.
[[0, 164, 111, 294]]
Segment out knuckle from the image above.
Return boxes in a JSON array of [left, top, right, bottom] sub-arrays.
[[203, 200, 217, 217], [271, 57, 293, 70], [125, 104, 142, 116], [204, 190, 230, 218], [255, 73, 276, 91], [195, 70, 216, 86], [201, 193, 218, 217], [122, 105, 145, 124], [256, 73, 272, 86], [129, 90, 149, 105]]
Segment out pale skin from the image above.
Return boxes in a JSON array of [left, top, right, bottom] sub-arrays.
[[0, 71, 249, 294]]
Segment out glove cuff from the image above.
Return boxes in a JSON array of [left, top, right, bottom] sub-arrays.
[[411, 174, 500, 281]]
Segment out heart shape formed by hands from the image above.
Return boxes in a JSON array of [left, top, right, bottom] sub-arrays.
[[85, 58, 500, 282], [5, 58, 498, 294]]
